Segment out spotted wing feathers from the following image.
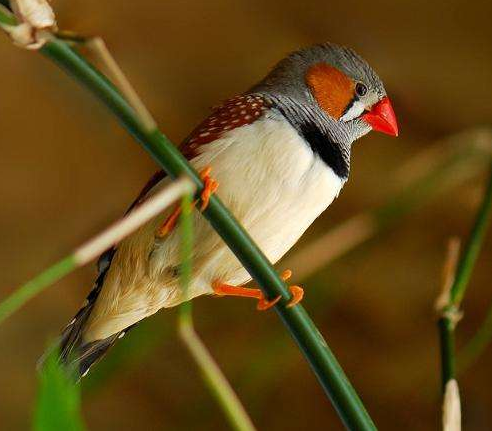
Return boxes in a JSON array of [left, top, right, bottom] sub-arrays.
[[181, 94, 270, 158]]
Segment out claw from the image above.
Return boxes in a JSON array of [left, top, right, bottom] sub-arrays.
[[257, 295, 282, 311], [287, 285, 304, 308], [199, 166, 219, 211], [212, 269, 304, 311], [156, 165, 218, 237]]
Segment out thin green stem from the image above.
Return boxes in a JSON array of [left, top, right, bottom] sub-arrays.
[[0, 178, 193, 325], [458, 302, 492, 372], [179, 193, 194, 291], [0, 18, 377, 428], [0, 3, 15, 25], [438, 164, 492, 390], [0, 256, 76, 325], [178, 194, 256, 431], [179, 310, 256, 431], [449, 163, 492, 306]]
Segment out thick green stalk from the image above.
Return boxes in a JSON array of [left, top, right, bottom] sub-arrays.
[[31, 37, 375, 429], [438, 316, 457, 392]]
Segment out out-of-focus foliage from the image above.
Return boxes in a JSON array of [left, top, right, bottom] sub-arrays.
[[33, 349, 85, 431], [1, 0, 492, 429]]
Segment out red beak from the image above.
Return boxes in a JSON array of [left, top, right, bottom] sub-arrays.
[[362, 97, 398, 137]]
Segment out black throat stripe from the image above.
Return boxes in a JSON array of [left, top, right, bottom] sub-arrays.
[[298, 122, 349, 179], [266, 97, 350, 179]]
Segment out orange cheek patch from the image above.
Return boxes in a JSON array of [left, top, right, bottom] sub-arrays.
[[306, 63, 355, 120]]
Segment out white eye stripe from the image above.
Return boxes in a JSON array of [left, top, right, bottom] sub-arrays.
[[340, 100, 365, 122]]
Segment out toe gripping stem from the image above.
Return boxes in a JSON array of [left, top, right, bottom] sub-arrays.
[[213, 270, 304, 311], [156, 166, 218, 238]]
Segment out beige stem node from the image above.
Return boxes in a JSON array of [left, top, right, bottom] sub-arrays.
[[435, 237, 461, 316]]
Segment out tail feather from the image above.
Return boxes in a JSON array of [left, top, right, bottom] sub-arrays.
[[41, 247, 124, 380], [70, 334, 121, 378], [57, 300, 122, 379]]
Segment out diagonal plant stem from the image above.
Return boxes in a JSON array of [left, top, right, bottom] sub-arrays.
[[458, 301, 492, 372], [0, 177, 194, 324], [437, 163, 492, 391], [79, 131, 492, 394], [178, 309, 256, 431], [0, 10, 376, 429], [177, 186, 256, 431]]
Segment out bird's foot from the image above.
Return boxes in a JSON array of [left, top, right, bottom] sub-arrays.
[[156, 166, 218, 238], [212, 270, 303, 311], [199, 166, 219, 211]]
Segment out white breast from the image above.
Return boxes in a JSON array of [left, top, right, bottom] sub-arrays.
[[187, 111, 345, 286], [84, 112, 345, 341]]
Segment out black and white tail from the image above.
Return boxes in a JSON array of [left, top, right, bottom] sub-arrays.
[[41, 248, 126, 380]]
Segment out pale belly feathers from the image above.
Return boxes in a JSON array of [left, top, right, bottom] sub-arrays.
[[84, 112, 344, 341]]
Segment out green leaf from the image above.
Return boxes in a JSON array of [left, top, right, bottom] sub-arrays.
[[33, 350, 86, 431]]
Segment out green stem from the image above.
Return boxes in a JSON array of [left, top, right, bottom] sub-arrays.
[[438, 316, 457, 392], [0, 4, 14, 25], [449, 163, 492, 305], [178, 194, 255, 431], [458, 302, 492, 372], [438, 163, 492, 390], [0, 23, 376, 428], [179, 308, 256, 431], [0, 256, 76, 324]]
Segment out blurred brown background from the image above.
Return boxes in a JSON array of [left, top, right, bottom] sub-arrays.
[[1, 0, 492, 429]]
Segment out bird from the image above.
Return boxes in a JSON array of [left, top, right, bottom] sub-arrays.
[[56, 42, 398, 378]]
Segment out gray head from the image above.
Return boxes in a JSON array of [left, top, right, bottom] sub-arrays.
[[252, 43, 398, 145]]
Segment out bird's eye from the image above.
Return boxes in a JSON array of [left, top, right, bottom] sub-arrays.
[[355, 82, 367, 97]]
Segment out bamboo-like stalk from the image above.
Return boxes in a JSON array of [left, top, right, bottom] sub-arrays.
[[0, 9, 376, 430]]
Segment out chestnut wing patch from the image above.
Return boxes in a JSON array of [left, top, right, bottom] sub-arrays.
[[126, 94, 269, 212], [180, 94, 270, 159]]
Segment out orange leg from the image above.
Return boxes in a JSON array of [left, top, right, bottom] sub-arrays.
[[212, 270, 304, 310], [156, 166, 219, 238]]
